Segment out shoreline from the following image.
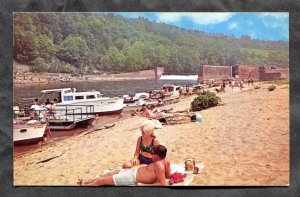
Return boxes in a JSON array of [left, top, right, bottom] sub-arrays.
[[13, 83, 289, 186]]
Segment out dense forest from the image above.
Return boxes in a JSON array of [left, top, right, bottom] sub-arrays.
[[13, 13, 289, 75]]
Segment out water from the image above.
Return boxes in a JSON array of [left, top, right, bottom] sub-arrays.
[[13, 79, 197, 154], [13, 79, 197, 107]]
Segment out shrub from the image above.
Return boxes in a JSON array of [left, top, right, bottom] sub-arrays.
[[268, 85, 276, 91], [191, 91, 221, 111]]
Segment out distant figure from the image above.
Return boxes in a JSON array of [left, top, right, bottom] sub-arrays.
[[33, 98, 40, 105], [185, 85, 190, 96], [216, 85, 225, 93], [250, 78, 254, 86], [159, 88, 165, 95], [247, 78, 251, 86], [179, 86, 183, 97], [240, 80, 244, 91], [78, 145, 171, 186], [231, 80, 235, 90], [48, 101, 56, 114], [164, 87, 169, 94], [45, 98, 51, 105]]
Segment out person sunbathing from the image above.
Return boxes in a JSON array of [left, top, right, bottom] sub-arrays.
[[78, 145, 171, 186], [138, 104, 190, 119], [122, 120, 160, 168]]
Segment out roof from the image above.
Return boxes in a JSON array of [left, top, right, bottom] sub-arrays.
[[41, 88, 72, 93]]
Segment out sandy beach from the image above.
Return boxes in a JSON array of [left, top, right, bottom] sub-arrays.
[[13, 83, 289, 186]]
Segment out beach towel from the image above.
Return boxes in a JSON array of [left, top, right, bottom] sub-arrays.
[[166, 163, 205, 186], [95, 163, 204, 186]]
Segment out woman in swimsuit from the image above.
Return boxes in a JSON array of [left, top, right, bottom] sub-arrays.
[[122, 120, 160, 168]]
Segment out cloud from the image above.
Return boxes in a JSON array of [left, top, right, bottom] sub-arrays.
[[228, 22, 238, 30], [258, 12, 289, 40], [259, 12, 289, 19], [155, 12, 235, 25]]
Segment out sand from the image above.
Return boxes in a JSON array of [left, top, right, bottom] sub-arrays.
[[13, 83, 289, 186]]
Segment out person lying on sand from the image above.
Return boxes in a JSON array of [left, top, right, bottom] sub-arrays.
[[136, 104, 191, 120], [78, 145, 171, 186], [122, 120, 160, 168]]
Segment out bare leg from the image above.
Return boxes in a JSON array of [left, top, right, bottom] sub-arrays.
[[80, 176, 115, 186], [78, 170, 120, 186]]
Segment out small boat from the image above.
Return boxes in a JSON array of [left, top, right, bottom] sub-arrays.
[[161, 84, 180, 103], [29, 105, 95, 131], [123, 92, 150, 104], [34, 88, 124, 115], [14, 120, 47, 146], [123, 99, 159, 111], [123, 92, 160, 111]]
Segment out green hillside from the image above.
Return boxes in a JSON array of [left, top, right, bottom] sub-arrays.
[[13, 13, 289, 75]]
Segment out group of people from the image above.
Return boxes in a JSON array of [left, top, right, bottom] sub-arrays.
[[33, 98, 57, 116], [133, 104, 197, 125], [78, 120, 172, 186], [216, 78, 255, 93]]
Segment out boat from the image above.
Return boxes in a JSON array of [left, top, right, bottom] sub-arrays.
[[161, 84, 180, 104], [123, 92, 160, 111], [35, 88, 124, 115], [123, 98, 159, 111], [29, 105, 95, 131], [14, 119, 47, 146]]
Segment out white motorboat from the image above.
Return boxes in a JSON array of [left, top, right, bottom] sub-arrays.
[[123, 99, 159, 111], [35, 88, 123, 115], [161, 84, 180, 102], [14, 120, 47, 145], [123, 92, 159, 111]]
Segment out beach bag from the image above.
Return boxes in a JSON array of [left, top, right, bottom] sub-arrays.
[[184, 157, 195, 171]]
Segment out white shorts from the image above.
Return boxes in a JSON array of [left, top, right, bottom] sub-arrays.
[[112, 169, 138, 186]]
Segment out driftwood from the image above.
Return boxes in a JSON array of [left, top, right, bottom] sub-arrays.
[[84, 123, 115, 135], [36, 151, 65, 164]]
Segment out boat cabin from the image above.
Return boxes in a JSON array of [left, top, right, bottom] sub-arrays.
[[162, 84, 181, 93], [40, 88, 103, 104]]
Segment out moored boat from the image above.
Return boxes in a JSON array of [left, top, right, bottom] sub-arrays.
[[14, 120, 47, 146], [29, 105, 95, 131], [34, 88, 123, 115]]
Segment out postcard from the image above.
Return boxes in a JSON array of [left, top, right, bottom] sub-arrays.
[[13, 12, 289, 186]]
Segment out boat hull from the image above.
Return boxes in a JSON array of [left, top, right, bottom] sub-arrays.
[[14, 123, 47, 146], [48, 116, 95, 131], [57, 98, 124, 116], [14, 137, 44, 146]]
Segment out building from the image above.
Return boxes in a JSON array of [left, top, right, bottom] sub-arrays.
[[198, 64, 289, 81]]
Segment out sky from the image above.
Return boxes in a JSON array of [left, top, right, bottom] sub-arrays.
[[104, 12, 289, 41]]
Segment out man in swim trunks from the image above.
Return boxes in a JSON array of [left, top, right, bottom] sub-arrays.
[[78, 145, 171, 186]]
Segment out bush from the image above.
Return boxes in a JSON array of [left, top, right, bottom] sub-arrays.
[[191, 91, 221, 111], [268, 85, 276, 91]]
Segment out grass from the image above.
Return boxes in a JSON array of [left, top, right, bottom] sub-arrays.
[[263, 78, 289, 85]]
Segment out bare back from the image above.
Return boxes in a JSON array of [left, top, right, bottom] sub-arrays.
[[136, 159, 171, 185]]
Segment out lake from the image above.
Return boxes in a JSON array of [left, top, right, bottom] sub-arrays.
[[13, 79, 197, 107]]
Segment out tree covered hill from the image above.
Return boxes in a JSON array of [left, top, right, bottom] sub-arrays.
[[13, 13, 289, 75]]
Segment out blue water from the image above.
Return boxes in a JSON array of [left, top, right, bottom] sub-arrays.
[[13, 79, 197, 107]]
